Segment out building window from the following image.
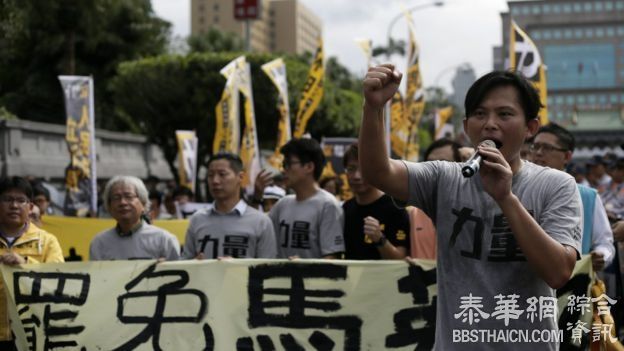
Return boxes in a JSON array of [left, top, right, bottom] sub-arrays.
[[606, 27, 615, 37], [564, 29, 573, 39], [611, 94, 619, 103], [563, 4, 572, 13], [584, 2, 593, 11], [617, 26, 624, 36], [214, 3, 219, 10], [578, 95, 586, 104], [585, 28, 594, 38], [574, 29, 583, 38], [588, 95, 597, 104], [599, 95, 608, 104], [199, 17, 204, 24], [522, 5, 530, 14], [213, 16, 219, 23], [532, 5, 540, 14], [543, 29, 552, 40], [596, 28, 605, 37], [595, 1, 604, 11], [543, 4, 551, 13], [573, 3, 583, 12], [605, 1, 614, 10], [553, 29, 562, 39], [199, 4, 204, 11], [617, 1, 624, 10], [532, 30, 542, 40], [552, 4, 561, 13], [555, 96, 564, 105], [566, 95, 574, 105]]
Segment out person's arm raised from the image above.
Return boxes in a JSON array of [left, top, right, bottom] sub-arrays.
[[359, 64, 409, 202]]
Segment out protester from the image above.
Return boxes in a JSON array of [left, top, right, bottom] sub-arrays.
[[256, 138, 344, 259], [182, 153, 276, 259], [532, 123, 614, 272], [0, 176, 64, 350], [261, 185, 286, 213], [320, 175, 342, 201], [89, 176, 180, 260], [359, 64, 581, 350], [342, 143, 409, 259], [600, 158, 624, 222], [587, 155, 612, 189], [148, 190, 171, 220]]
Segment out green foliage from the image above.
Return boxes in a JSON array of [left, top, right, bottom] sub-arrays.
[[111, 52, 363, 181], [187, 28, 244, 53], [0, 0, 170, 129]]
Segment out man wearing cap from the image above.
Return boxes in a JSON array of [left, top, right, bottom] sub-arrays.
[[587, 155, 612, 189], [261, 185, 285, 213]]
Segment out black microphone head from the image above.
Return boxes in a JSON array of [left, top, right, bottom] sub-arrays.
[[461, 166, 476, 177]]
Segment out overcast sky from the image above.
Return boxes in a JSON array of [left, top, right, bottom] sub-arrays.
[[152, 0, 510, 93]]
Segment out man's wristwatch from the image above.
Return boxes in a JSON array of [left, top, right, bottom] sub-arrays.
[[373, 235, 387, 247]]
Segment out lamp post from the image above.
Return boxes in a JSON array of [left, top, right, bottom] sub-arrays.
[[385, 1, 444, 60]]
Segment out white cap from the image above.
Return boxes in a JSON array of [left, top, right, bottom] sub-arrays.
[[263, 186, 286, 200]]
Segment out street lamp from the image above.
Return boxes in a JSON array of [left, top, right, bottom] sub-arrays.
[[386, 0, 444, 58]]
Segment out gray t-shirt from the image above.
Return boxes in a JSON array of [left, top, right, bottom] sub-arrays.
[[404, 160, 582, 351], [269, 189, 344, 258], [182, 201, 276, 259], [89, 222, 181, 261]]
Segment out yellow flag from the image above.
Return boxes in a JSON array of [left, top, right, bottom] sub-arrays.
[[237, 61, 261, 194], [403, 9, 425, 161], [389, 91, 408, 159], [261, 58, 291, 170], [214, 57, 244, 154], [509, 20, 548, 126], [176, 130, 198, 192], [434, 106, 454, 140], [293, 37, 324, 138], [354, 38, 372, 68]]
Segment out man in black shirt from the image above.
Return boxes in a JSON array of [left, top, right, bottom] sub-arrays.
[[342, 144, 410, 259]]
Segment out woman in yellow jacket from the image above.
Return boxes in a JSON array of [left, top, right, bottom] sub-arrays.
[[0, 177, 64, 351]]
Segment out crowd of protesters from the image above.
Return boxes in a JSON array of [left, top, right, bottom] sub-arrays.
[[1, 67, 624, 349]]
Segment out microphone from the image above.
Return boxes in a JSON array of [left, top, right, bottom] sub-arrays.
[[461, 140, 497, 178]]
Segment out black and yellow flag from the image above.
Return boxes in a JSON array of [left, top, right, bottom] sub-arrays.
[[261, 58, 291, 170], [294, 37, 324, 138], [509, 20, 548, 126], [403, 9, 425, 161], [59, 76, 97, 216], [214, 57, 242, 154]]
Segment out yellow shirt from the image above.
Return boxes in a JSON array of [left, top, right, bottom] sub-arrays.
[[0, 223, 64, 340]]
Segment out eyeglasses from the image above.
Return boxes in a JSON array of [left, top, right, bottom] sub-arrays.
[[110, 194, 139, 203], [282, 160, 302, 170], [0, 196, 29, 205], [530, 143, 568, 153]]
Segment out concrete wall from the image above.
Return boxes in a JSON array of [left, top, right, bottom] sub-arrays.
[[0, 119, 173, 181]]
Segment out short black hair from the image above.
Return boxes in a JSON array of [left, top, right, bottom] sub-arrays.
[[423, 138, 462, 162], [0, 176, 33, 199], [172, 186, 194, 199], [32, 183, 51, 201], [465, 70, 543, 122], [207, 153, 244, 173], [342, 143, 359, 168], [535, 123, 575, 152], [280, 138, 326, 181], [149, 190, 163, 206]]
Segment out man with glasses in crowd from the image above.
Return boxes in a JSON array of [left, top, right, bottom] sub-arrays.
[[0, 176, 64, 350], [531, 123, 614, 272], [89, 176, 180, 261], [255, 138, 344, 259]]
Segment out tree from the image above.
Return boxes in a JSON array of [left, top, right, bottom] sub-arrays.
[[187, 28, 244, 53], [111, 52, 363, 183], [0, 0, 170, 130]]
